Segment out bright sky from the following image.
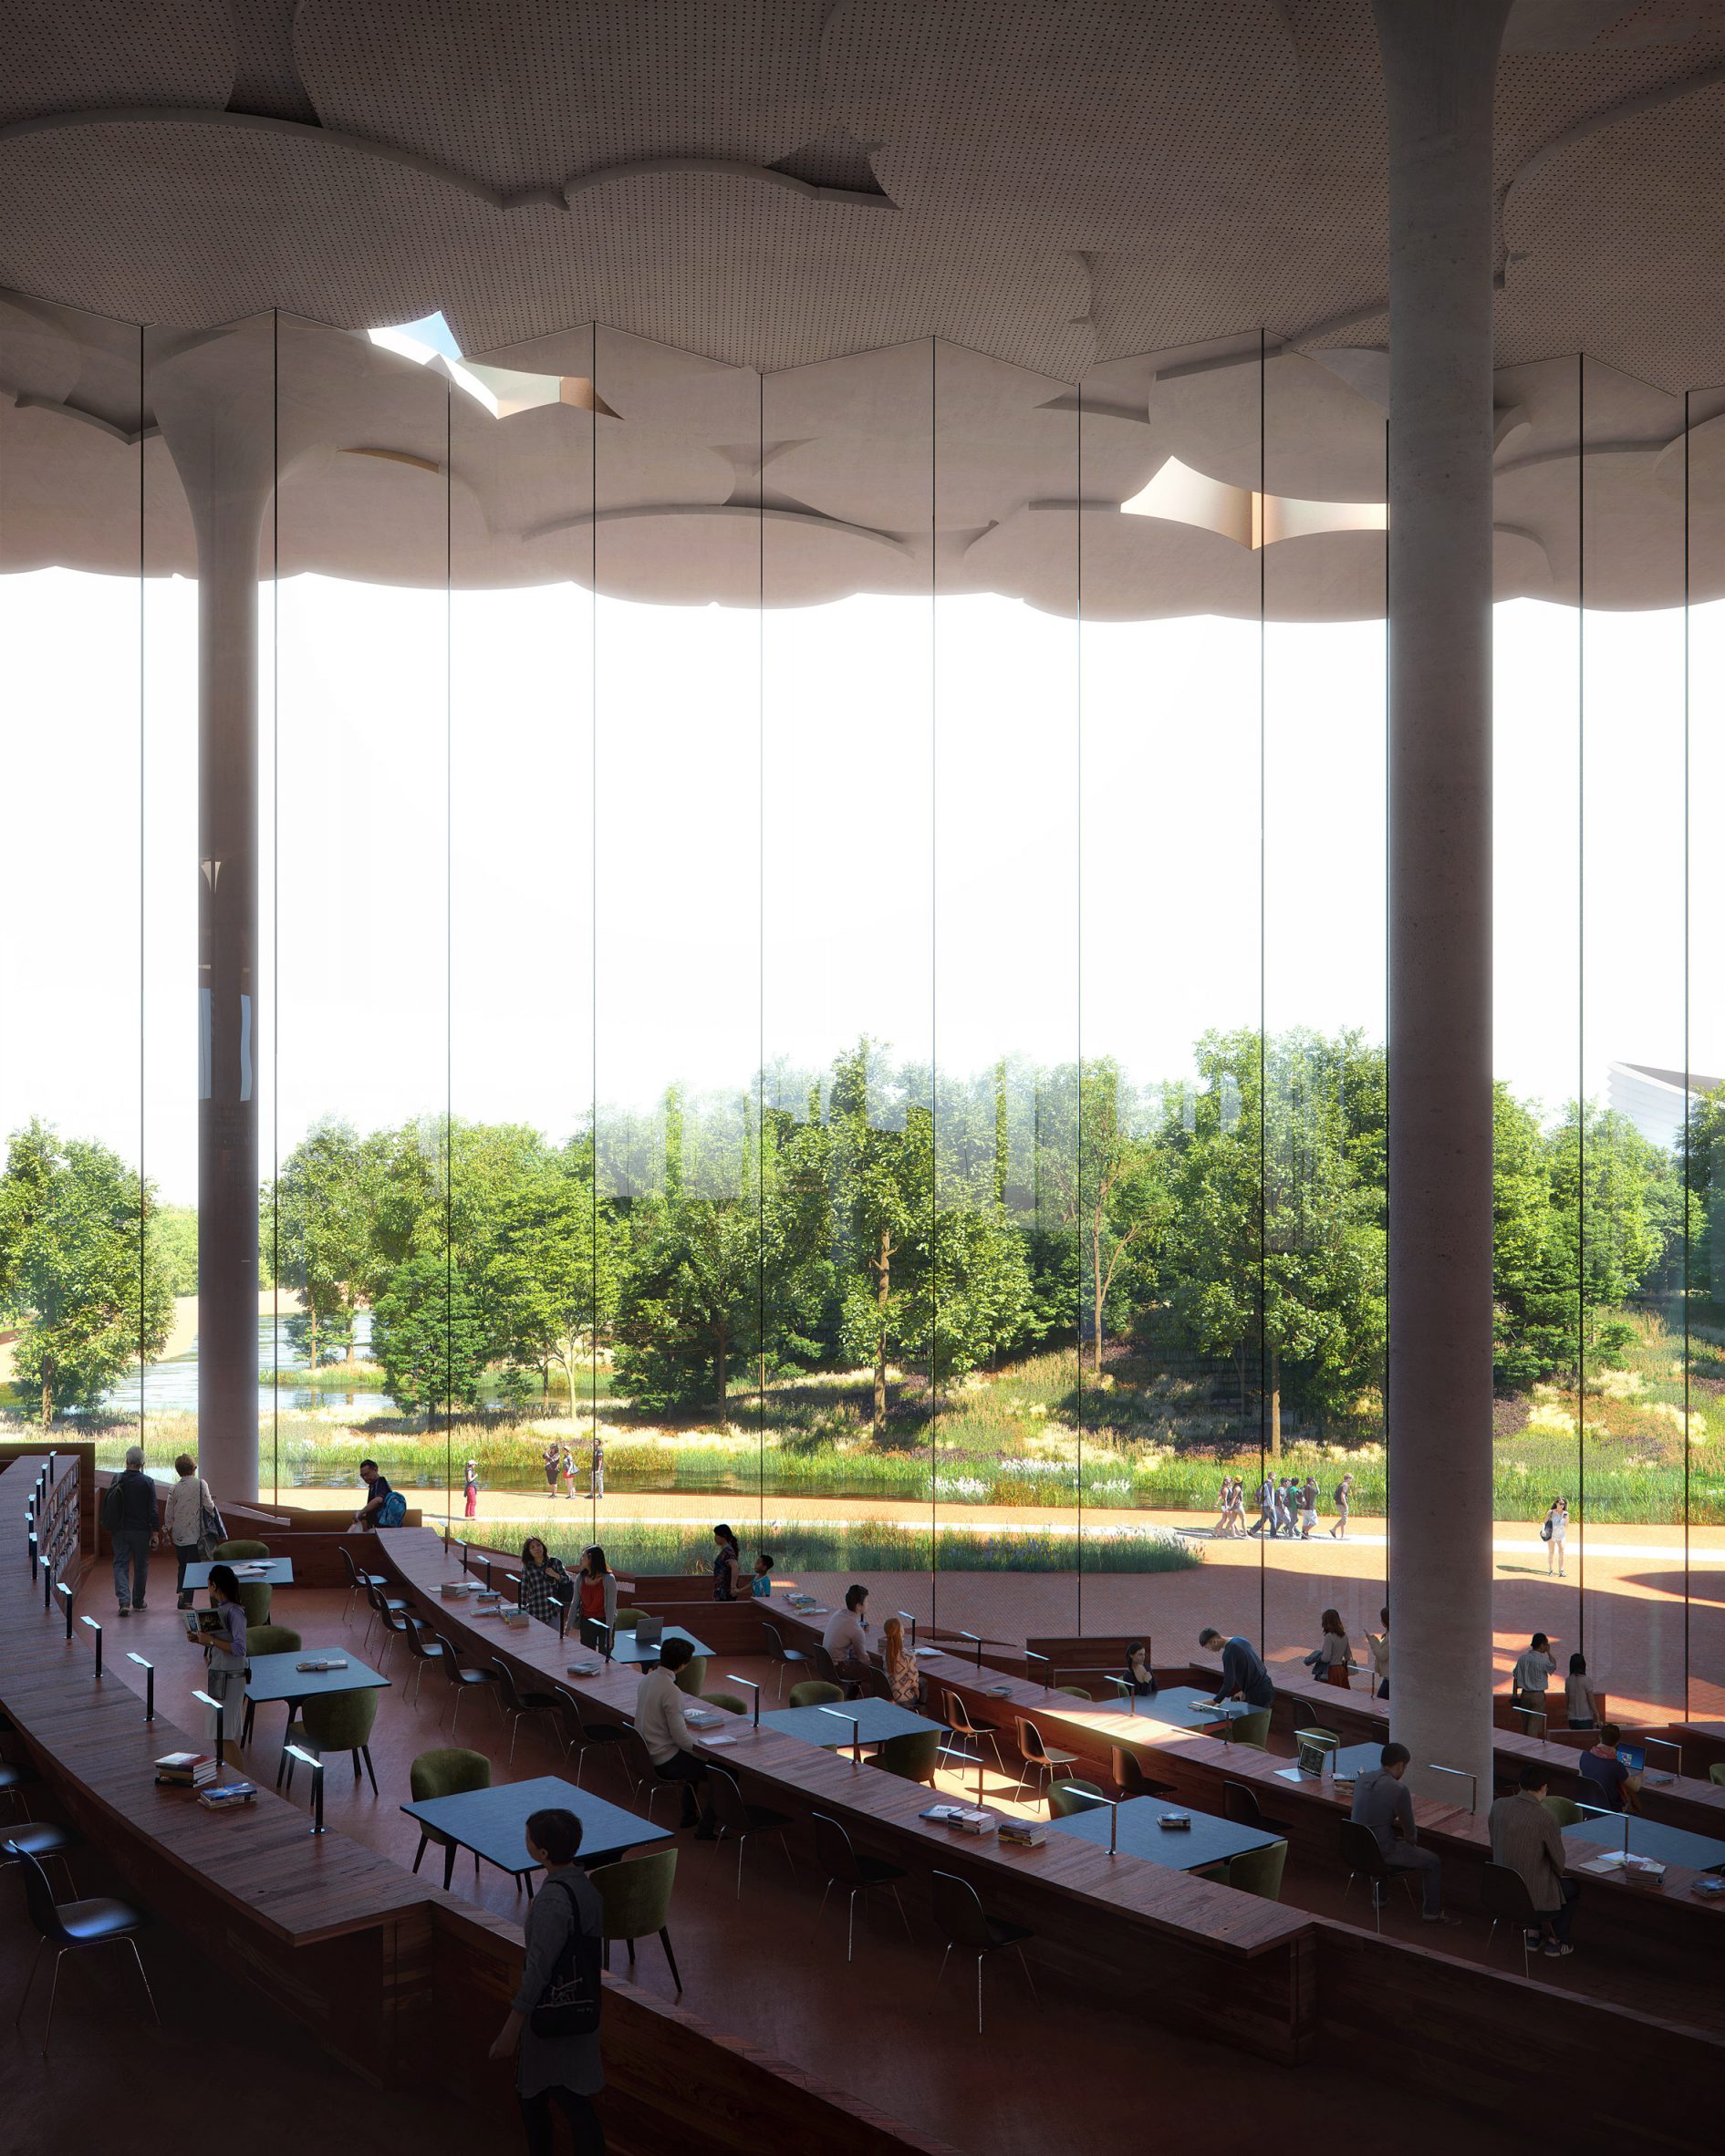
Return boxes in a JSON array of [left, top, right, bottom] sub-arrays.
[[1, 568, 1715, 1204]]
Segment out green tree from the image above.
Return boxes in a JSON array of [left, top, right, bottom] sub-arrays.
[[0, 1120, 172, 1424], [613, 1195, 764, 1415], [151, 1205, 200, 1298], [272, 1117, 376, 1367], [1041, 1060, 1166, 1375], [369, 1252, 486, 1422], [494, 1138, 623, 1411]]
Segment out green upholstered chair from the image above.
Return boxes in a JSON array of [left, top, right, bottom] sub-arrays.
[[236, 1626, 301, 1747], [1709, 1763, 1725, 1787], [1048, 1778, 1107, 1818], [703, 1693, 746, 1715], [1229, 1707, 1272, 1751], [1055, 1684, 1094, 1701], [213, 1539, 269, 1560], [409, 1747, 491, 1889], [243, 1623, 300, 1657], [672, 1657, 712, 1698], [1541, 1793, 1585, 1827], [588, 1849, 681, 1992], [1226, 1839, 1288, 1901], [611, 1608, 644, 1632], [875, 1729, 942, 1785], [234, 1580, 273, 1629], [789, 1679, 844, 1709], [281, 1684, 380, 1798]]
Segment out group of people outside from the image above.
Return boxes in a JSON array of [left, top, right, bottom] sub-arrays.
[[542, 1439, 606, 1503], [1239, 1471, 1354, 1540]]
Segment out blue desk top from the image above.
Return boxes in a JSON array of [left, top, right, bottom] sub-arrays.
[[760, 1700, 944, 1748], [1565, 1814, 1725, 1874], [1048, 1796, 1281, 1872], [182, 1558, 295, 1589], [243, 1648, 390, 1705], [401, 1774, 670, 1874], [604, 1624, 712, 1665]]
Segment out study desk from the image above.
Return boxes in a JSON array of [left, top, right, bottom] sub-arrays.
[[244, 1646, 391, 1707], [1564, 1814, 1725, 1874], [606, 1624, 712, 1666], [401, 1772, 670, 1891], [1048, 1796, 1282, 1873], [182, 1556, 295, 1589], [760, 1701, 944, 1749]]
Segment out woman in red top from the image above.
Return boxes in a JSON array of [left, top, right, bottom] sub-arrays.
[[575, 1545, 618, 1650]]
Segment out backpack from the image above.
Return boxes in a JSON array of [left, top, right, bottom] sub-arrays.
[[529, 1879, 603, 2037], [99, 1478, 125, 1531], [378, 1489, 408, 1529]]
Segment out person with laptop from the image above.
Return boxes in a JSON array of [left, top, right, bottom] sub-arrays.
[[1576, 1723, 1642, 1814], [1350, 1743, 1456, 1923], [823, 1584, 874, 1693], [1198, 1626, 1275, 1710], [1490, 1762, 1579, 1957], [634, 1636, 717, 1838]]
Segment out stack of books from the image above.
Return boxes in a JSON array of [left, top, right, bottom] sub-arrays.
[[921, 1803, 998, 1836], [197, 1780, 257, 1811], [154, 1750, 216, 1789], [998, 1817, 1047, 1849]]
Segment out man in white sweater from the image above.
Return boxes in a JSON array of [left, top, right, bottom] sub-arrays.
[[634, 1636, 717, 1837]]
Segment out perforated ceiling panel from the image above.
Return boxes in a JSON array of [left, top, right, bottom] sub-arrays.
[[0, 0, 233, 125], [295, 0, 835, 195]]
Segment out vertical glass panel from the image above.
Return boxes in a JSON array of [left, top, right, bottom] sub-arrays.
[[595, 327, 763, 1586], [1579, 358, 1689, 1725], [762, 342, 933, 1607], [271, 313, 451, 1514], [1492, 356, 1583, 1721], [0, 300, 146, 1462], [1686, 378, 1725, 1724], [1079, 338, 1264, 1664], [1261, 348, 1387, 1684], [932, 342, 1078, 1641], [449, 321, 598, 1563]]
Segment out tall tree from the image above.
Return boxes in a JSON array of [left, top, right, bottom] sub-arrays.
[[0, 1121, 172, 1424], [271, 1117, 375, 1367]]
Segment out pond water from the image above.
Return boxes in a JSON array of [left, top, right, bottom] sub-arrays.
[[92, 1312, 525, 1422]]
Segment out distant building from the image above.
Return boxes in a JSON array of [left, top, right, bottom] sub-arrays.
[[1606, 1063, 1724, 1153]]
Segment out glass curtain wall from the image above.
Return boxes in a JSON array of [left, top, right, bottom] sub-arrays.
[[9, 306, 1725, 1716]]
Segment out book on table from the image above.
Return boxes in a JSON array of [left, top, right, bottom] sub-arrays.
[[155, 1750, 217, 1787]]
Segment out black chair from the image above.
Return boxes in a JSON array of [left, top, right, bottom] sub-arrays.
[[360, 1577, 410, 1653], [612, 1726, 676, 1823], [811, 1811, 911, 1963], [400, 1614, 452, 1706], [1013, 1717, 1080, 1811], [930, 1869, 1037, 2036], [0, 1819, 78, 1897], [1340, 1819, 1417, 1931], [554, 1688, 632, 1793], [8, 1845, 157, 2054], [760, 1621, 809, 1701], [1111, 1745, 1175, 1801], [942, 1691, 1005, 1773], [706, 1766, 795, 1898], [0, 1759, 40, 1819], [1481, 1861, 1542, 1976], [1222, 1778, 1292, 1839], [491, 1659, 564, 1766], [431, 1628, 503, 1737], [338, 1541, 388, 1626]]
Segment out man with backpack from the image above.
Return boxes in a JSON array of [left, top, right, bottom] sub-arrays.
[[102, 1445, 161, 1615], [352, 1458, 404, 1529]]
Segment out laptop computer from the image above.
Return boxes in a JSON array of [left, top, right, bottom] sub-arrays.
[[634, 1615, 664, 1650]]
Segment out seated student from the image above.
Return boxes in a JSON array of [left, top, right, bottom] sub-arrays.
[[1564, 1652, 1599, 1731], [634, 1637, 716, 1838], [1575, 1723, 1641, 1814], [1198, 1626, 1275, 1710], [1122, 1642, 1157, 1696], [822, 1584, 873, 1692], [1349, 1743, 1457, 1923], [747, 1552, 774, 1598], [351, 1458, 394, 1529], [881, 1616, 920, 1705], [1490, 1763, 1579, 1957]]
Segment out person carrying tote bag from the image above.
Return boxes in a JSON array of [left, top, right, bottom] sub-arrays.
[[490, 1808, 606, 2155], [163, 1453, 223, 1611]]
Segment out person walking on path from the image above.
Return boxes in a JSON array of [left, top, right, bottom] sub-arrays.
[[1329, 1472, 1354, 1539], [1249, 1474, 1276, 1538], [562, 1447, 579, 1502], [463, 1460, 480, 1519], [590, 1437, 606, 1501], [104, 1446, 160, 1615], [161, 1452, 217, 1610], [543, 1441, 561, 1500], [1543, 1495, 1569, 1578], [1298, 1475, 1319, 1539]]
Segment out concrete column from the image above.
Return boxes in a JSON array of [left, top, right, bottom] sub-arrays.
[[1374, 0, 1509, 1804], [152, 322, 277, 1504]]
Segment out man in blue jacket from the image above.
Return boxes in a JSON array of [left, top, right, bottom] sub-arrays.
[[1199, 1626, 1276, 1709]]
